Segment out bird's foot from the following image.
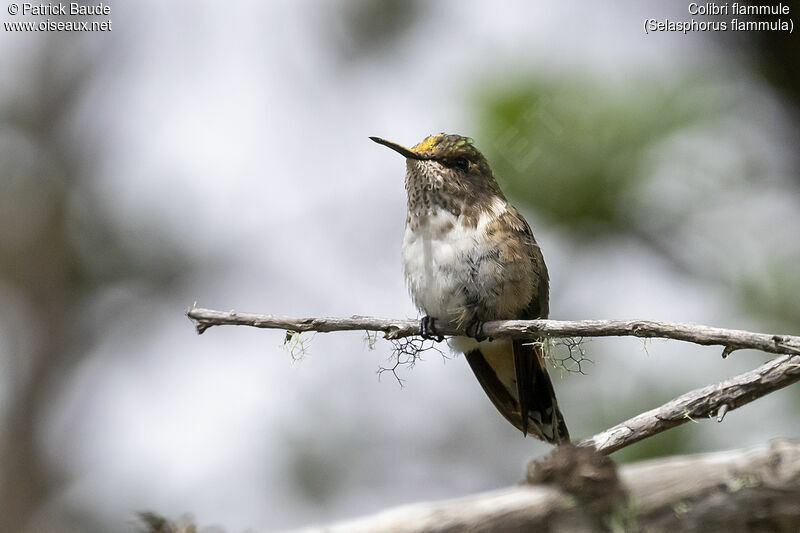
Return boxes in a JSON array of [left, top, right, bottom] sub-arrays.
[[466, 319, 487, 342], [419, 316, 445, 342]]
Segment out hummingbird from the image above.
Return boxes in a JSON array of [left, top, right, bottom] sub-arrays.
[[371, 133, 570, 444]]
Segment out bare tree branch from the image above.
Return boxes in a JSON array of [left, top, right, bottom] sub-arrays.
[[580, 353, 800, 454], [187, 306, 800, 456], [183, 306, 800, 531], [186, 306, 800, 357], [291, 440, 800, 533]]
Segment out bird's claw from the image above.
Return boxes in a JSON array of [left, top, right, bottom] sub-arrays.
[[466, 319, 487, 342], [420, 316, 445, 342]]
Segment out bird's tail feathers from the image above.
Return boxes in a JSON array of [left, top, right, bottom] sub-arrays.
[[465, 339, 569, 444]]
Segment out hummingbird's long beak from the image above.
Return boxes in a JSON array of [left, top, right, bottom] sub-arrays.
[[369, 136, 426, 159]]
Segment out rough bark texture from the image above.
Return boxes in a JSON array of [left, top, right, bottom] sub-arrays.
[[290, 440, 800, 533], [186, 307, 800, 356]]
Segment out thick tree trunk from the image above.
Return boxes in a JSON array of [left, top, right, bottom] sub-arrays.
[[292, 440, 800, 533]]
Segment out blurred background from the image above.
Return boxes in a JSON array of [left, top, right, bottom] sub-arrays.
[[1, 1, 798, 531]]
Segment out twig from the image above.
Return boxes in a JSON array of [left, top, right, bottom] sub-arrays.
[[186, 306, 800, 357], [579, 353, 800, 455]]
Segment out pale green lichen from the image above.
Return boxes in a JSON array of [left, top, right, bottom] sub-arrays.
[[281, 330, 315, 361]]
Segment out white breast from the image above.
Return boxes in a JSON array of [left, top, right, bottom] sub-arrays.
[[401, 199, 507, 322]]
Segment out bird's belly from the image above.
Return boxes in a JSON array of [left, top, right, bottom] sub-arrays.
[[402, 211, 508, 324], [402, 224, 471, 319]]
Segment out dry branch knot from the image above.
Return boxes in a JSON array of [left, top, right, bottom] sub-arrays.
[[384, 324, 404, 340], [721, 346, 736, 359], [630, 321, 648, 337], [527, 444, 627, 521]]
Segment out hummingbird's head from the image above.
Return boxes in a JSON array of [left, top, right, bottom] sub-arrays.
[[370, 133, 501, 200]]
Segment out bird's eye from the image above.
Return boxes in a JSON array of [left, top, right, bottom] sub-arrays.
[[452, 157, 469, 172]]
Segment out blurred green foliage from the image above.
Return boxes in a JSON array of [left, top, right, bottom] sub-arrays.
[[613, 423, 696, 464], [736, 261, 800, 332], [476, 78, 715, 234]]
